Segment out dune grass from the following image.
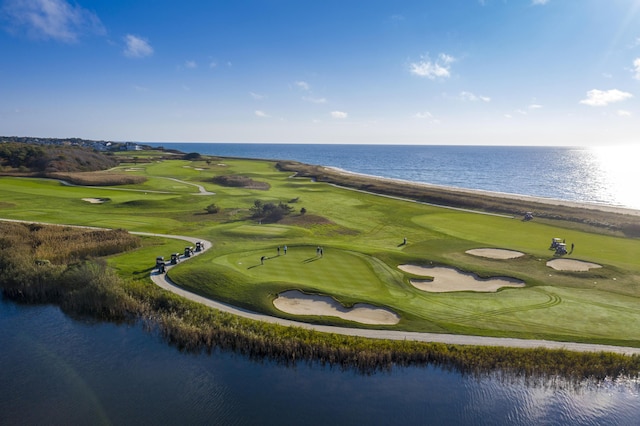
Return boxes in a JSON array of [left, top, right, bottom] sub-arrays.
[[2, 155, 640, 348]]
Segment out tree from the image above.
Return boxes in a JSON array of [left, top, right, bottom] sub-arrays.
[[250, 199, 293, 222], [184, 152, 202, 160], [205, 203, 219, 214]]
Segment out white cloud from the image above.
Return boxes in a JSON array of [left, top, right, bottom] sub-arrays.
[[459, 91, 491, 102], [633, 58, 640, 80], [295, 81, 310, 91], [330, 111, 348, 119], [617, 110, 632, 117], [2, 0, 105, 43], [579, 89, 633, 106], [413, 111, 434, 119], [529, 104, 543, 109], [250, 92, 266, 100], [413, 111, 440, 123], [303, 96, 327, 104], [209, 61, 218, 69], [255, 110, 270, 118], [123, 34, 153, 58], [409, 53, 455, 80], [184, 60, 197, 69], [532, 0, 550, 5]]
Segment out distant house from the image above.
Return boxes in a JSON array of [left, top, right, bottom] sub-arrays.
[[122, 142, 142, 151]]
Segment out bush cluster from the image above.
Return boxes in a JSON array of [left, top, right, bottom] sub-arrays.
[[249, 199, 294, 222]]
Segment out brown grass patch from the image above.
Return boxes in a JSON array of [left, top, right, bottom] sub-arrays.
[[212, 175, 270, 190], [48, 171, 147, 186]]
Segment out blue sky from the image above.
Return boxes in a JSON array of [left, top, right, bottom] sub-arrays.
[[1, 0, 640, 145]]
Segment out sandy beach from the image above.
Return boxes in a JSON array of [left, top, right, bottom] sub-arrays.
[[324, 166, 640, 218]]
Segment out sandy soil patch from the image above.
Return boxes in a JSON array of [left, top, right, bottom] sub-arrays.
[[273, 290, 400, 325], [82, 198, 107, 204], [466, 248, 524, 259], [546, 259, 602, 272], [399, 264, 525, 293]]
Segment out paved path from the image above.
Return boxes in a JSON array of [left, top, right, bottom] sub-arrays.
[[163, 178, 215, 195], [148, 231, 640, 356]]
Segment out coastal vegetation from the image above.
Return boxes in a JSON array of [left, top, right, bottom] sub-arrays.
[[1, 147, 640, 381]]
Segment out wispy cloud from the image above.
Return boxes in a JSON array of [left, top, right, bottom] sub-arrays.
[[2, 0, 105, 43], [579, 89, 633, 106], [330, 111, 348, 119], [123, 34, 153, 58], [633, 58, 640, 80], [255, 110, 270, 118], [303, 96, 327, 104], [529, 104, 543, 110], [459, 91, 491, 102], [409, 53, 455, 80], [531, 0, 550, 5], [184, 60, 197, 69], [413, 111, 440, 123], [250, 92, 266, 100], [294, 81, 310, 91], [617, 110, 632, 117]]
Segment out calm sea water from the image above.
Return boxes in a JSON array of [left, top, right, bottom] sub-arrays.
[[2, 295, 639, 426], [150, 143, 640, 210]]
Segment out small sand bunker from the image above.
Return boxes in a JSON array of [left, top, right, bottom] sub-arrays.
[[273, 290, 400, 325], [399, 264, 525, 293], [125, 168, 143, 171], [546, 259, 602, 272], [82, 198, 108, 204], [466, 248, 524, 260]]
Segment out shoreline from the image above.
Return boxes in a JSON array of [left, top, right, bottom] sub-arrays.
[[324, 166, 640, 217]]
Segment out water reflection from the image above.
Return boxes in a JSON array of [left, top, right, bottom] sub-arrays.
[[1, 296, 639, 425], [589, 144, 640, 210]]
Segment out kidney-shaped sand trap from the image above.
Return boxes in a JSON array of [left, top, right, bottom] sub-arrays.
[[82, 198, 108, 204], [273, 290, 400, 325], [398, 264, 525, 293], [466, 248, 524, 259], [546, 259, 602, 272]]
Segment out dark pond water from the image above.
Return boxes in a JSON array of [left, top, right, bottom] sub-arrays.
[[1, 295, 639, 425]]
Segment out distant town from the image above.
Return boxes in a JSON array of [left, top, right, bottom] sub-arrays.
[[0, 136, 152, 152]]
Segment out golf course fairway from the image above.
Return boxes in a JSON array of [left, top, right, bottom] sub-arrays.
[[1, 153, 640, 352]]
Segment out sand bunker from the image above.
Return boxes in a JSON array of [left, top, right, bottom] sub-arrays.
[[546, 259, 602, 272], [399, 264, 525, 293], [466, 248, 524, 259], [82, 198, 108, 204], [273, 290, 400, 325]]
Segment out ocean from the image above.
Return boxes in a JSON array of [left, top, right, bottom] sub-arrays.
[[148, 143, 640, 211]]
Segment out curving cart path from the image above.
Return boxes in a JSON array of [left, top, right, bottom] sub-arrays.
[[145, 231, 640, 356]]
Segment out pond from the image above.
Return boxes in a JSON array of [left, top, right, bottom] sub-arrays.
[[1, 295, 638, 425]]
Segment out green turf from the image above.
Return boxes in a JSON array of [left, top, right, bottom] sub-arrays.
[[2, 155, 640, 346]]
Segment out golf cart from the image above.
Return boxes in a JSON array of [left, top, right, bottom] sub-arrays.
[[156, 256, 166, 273]]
